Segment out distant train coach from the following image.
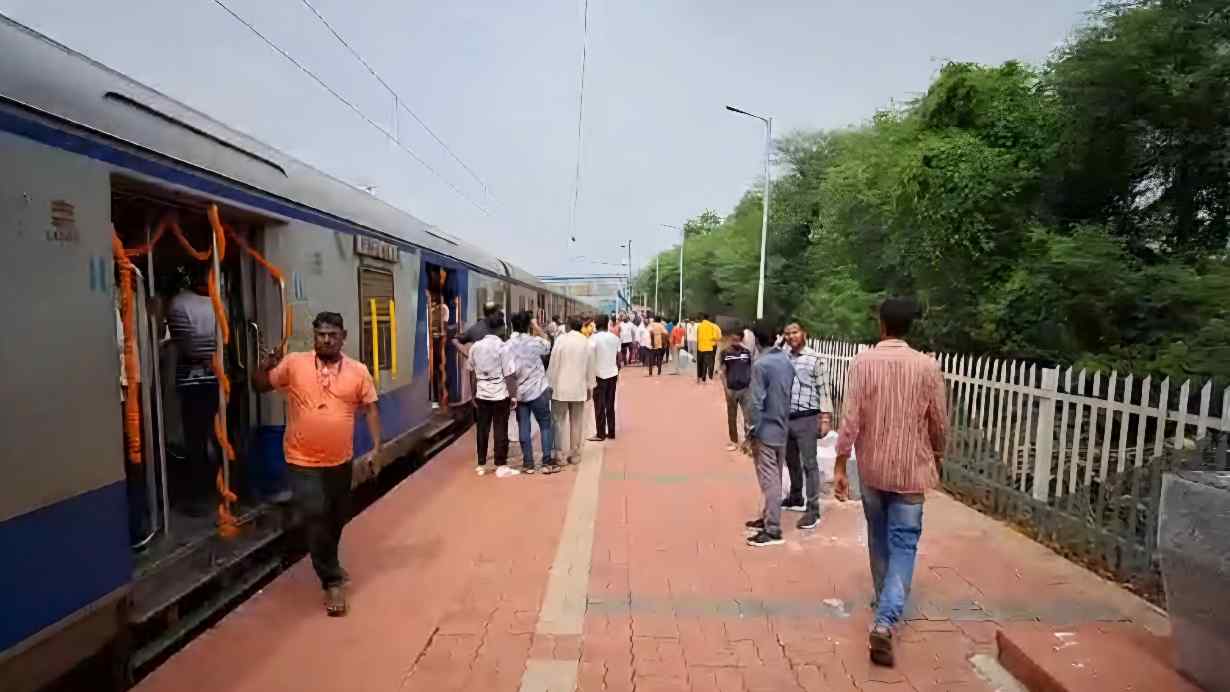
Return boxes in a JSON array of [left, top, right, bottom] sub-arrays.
[[0, 16, 583, 690]]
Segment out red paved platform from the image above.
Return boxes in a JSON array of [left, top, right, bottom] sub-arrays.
[[137, 371, 1175, 692]]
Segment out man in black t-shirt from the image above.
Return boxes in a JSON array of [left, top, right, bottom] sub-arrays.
[[720, 330, 754, 452], [454, 302, 503, 402]]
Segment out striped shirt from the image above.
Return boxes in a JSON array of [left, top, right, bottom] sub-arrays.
[[835, 339, 948, 493], [786, 346, 830, 415]]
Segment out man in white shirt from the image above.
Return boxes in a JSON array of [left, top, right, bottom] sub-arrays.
[[547, 316, 596, 464], [636, 318, 652, 368], [686, 319, 698, 356], [588, 314, 621, 441], [506, 311, 560, 474], [619, 315, 636, 366], [468, 312, 519, 478]]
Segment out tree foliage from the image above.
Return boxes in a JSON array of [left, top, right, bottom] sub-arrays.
[[636, 0, 1230, 383]]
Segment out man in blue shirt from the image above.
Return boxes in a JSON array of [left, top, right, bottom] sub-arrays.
[[744, 322, 795, 546]]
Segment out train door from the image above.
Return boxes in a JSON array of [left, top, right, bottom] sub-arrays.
[[424, 263, 461, 409], [111, 177, 282, 556]]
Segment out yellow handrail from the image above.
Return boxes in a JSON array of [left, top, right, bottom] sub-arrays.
[[370, 298, 380, 387], [389, 299, 398, 380]]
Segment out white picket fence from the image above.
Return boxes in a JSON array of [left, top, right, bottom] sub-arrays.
[[809, 338, 1230, 501]]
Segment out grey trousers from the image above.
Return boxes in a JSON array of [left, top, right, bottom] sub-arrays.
[[552, 400, 586, 462], [755, 441, 788, 535], [785, 415, 823, 513]]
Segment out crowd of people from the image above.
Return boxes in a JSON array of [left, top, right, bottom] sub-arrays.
[[251, 296, 947, 670]]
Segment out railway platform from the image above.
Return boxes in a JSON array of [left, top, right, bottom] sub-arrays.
[[135, 372, 1179, 692]]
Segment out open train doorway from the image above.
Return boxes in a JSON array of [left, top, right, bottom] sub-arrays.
[[424, 263, 461, 410], [110, 176, 284, 566]]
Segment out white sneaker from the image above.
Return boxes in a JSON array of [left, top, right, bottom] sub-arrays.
[[476, 466, 487, 476], [726, 444, 738, 452], [495, 466, 521, 478]]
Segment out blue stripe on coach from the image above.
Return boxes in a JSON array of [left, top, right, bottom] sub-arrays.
[[0, 481, 131, 653]]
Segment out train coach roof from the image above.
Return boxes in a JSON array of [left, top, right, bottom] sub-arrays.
[[0, 16, 514, 278]]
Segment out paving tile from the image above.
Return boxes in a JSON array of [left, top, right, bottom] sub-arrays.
[[135, 375, 1181, 692]]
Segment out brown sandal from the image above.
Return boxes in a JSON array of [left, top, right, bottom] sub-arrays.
[[325, 585, 348, 617]]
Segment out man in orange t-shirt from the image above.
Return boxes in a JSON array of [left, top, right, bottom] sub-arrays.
[[670, 321, 685, 374], [254, 311, 381, 616]]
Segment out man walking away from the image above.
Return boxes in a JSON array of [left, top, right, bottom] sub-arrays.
[[744, 323, 793, 547], [670, 321, 685, 374], [720, 330, 754, 452], [506, 311, 559, 474], [469, 312, 519, 478], [635, 317, 651, 368], [165, 267, 219, 516], [619, 314, 636, 367], [588, 314, 620, 441], [254, 312, 381, 616], [686, 318, 698, 356], [834, 298, 947, 667], [696, 314, 721, 383], [548, 316, 596, 464], [648, 317, 668, 376], [781, 322, 830, 531]]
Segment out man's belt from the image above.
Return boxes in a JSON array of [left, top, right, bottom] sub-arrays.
[[788, 409, 820, 420]]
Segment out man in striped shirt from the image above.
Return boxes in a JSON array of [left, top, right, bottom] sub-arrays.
[[782, 322, 831, 531], [835, 298, 948, 668]]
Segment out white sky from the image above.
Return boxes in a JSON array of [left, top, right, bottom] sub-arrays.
[[2, 0, 1092, 275]]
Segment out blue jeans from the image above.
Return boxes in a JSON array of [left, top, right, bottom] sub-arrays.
[[862, 486, 924, 628], [516, 388, 555, 467]]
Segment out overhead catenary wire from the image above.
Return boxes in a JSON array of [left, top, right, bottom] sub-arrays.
[[297, 0, 492, 198], [567, 0, 590, 244], [210, 0, 489, 214]]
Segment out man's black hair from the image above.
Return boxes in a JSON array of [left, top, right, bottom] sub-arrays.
[[487, 310, 507, 331], [750, 320, 776, 348], [483, 302, 501, 318], [567, 315, 584, 332], [552, 314, 561, 322], [313, 311, 345, 331], [595, 314, 610, 330], [880, 297, 919, 338], [510, 310, 531, 334]]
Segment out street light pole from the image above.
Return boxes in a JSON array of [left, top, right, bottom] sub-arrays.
[[725, 105, 773, 320], [660, 224, 684, 321], [654, 254, 659, 314]]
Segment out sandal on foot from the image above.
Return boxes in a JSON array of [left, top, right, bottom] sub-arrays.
[[325, 585, 348, 617]]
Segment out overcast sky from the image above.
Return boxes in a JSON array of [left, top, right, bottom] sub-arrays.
[[3, 0, 1092, 276]]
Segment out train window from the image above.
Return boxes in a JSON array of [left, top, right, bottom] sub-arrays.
[[358, 267, 394, 373], [477, 287, 489, 314], [518, 295, 527, 312]]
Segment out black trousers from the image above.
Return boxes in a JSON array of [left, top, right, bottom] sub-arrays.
[[697, 350, 716, 382], [289, 461, 353, 589], [593, 375, 618, 438], [475, 398, 511, 466], [647, 347, 664, 375], [178, 384, 220, 509]]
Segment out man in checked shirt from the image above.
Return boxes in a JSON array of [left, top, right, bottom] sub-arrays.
[[834, 298, 947, 668], [780, 322, 831, 531]]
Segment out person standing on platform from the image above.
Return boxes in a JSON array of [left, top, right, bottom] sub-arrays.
[[548, 316, 595, 464], [647, 317, 668, 376], [635, 317, 651, 368], [547, 315, 561, 341], [467, 311, 519, 478], [254, 312, 381, 617], [719, 330, 754, 452], [670, 321, 686, 374], [696, 314, 721, 384], [781, 322, 830, 530], [588, 314, 620, 441], [506, 311, 559, 475], [686, 318, 698, 356], [165, 267, 219, 516], [619, 314, 636, 367], [743, 323, 792, 547], [834, 298, 947, 668]]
